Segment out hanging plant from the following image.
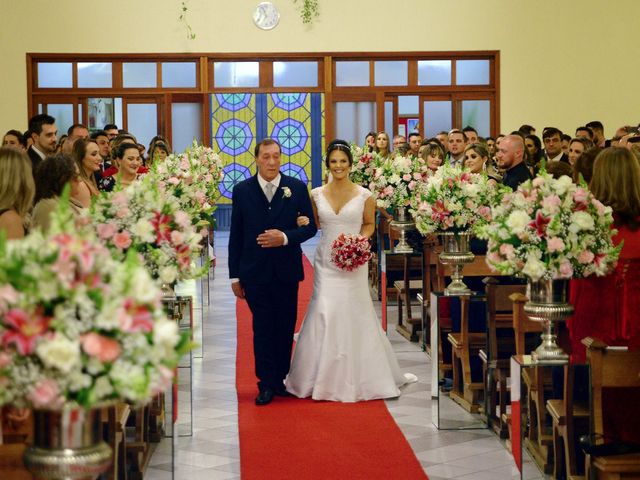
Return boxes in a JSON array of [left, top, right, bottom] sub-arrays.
[[293, 0, 319, 25], [179, 1, 196, 39]]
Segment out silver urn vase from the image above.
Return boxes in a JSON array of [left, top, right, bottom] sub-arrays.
[[524, 278, 572, 364], [24, 406, 112, 480], [390, 206, 415, 253], [438, 231, 475, 295]]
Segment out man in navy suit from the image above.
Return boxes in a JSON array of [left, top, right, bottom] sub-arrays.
[[229, 139, 317, 405]]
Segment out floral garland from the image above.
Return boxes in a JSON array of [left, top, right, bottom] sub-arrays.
[[409, 164, 508, 235], [476, 171, 621, 281], [88, 177, 205, 285], [0, 226, 191, 409], [370, 154, 430, 210]]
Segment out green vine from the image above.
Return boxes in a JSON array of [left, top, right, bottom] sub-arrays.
[[293, 0, 319, 25], [178, 1, 196, 40]]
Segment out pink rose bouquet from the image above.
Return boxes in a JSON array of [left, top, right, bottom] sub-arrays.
[[476, 170, 621, 281], [370, 154, 430, 209], [0, 225, 192, 409], [330, 234, 372, 272]]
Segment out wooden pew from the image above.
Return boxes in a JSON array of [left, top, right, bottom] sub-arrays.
[[480, 278, 527, 438], [103, 403, 131, 480], [583, 337, 640, 480], [0, 443, 30, 480], [512, 292, 554, 475]]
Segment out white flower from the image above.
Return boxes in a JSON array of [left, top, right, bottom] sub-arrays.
[[153, 319, 180, 348], [553, 175, 574, 195], [281, 186, 292, 198], [93, 376, 114, 399], [36, 334, 81, 374], [159, 266, 178, 284], [570, 211, 595, 232], [506, 210, 531, 234], [129, 268, 158, 303], [522, 255, 546, 281], [131, 219, 155, 243]]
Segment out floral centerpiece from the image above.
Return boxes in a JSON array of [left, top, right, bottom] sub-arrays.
[[409, 164, 507, 235], [88, 177, 205, 285], [153, 140, 225, 227], [349, 144, 379, 189], [0, 229, 191, 410], [370, 154, 430, 210], [476, 172, 620, 281]]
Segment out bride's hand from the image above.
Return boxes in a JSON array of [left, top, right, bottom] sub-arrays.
[[297, 215, 310, 227]]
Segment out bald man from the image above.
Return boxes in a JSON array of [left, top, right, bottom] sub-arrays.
[[496, 134, 532, 190]]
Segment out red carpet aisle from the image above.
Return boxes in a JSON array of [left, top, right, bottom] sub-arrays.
[[236, 256, 428, 479]]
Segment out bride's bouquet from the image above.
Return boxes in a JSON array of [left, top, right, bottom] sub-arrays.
[[330, 234, 372, 272]]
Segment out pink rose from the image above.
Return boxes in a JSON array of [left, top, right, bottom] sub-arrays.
[[170, 230, 184, 245], [111, 191, 128, 207], [28, 379, 64, 409], [403, 174, 412, 181], [174, 211, 191, 229], [81, 332, 121, 363], [113, 232, 132, 249], [0, 350, 12, 368], [96, 223, 118, 240], [578, 250, 595, 264], [542, 195, 561, 212], [168, 176, 180, 185], [546, 237, 565, 253], [478, 206, 492, 220], [499, 243, 515, 259], [116, 208, 130, 219], [383, 186, 394, 196], [559, 261, 573, 278], [408, 181, 417, 191], [180, 159, 190, 170], [532, 177, 545, 187], [573, 187, 588, 204], [413, 172, 422, 181], [592, 199, 607, 216]]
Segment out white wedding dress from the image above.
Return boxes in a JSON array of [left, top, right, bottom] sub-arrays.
[[285, 185, 415, 402]]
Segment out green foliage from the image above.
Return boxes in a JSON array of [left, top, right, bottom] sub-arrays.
[[293, 0, 319, 25], [178, 1, 196, 40]]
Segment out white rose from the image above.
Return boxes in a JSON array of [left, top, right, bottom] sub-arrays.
[[553, 175, 574, 195], [461, 183, 479, 198], [570, 211, 595, 232], [132, 219, 155, 243], [159, 266, 178, 284], [129, 267, 158, 303], [506, 210, 531, 234], [522, 255, 547, 281], [153, 319, 180, 348], [36, 334, 81, 374]]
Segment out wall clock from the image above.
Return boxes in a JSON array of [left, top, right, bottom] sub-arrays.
[[253, 2, 280, 30]]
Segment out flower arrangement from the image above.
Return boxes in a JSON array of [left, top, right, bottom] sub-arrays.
[[370, 154, 430, 210], [0, 228, 192, 409], [88, 177, 205, 285], [330, 234, 372, 272], [476, 171, 621, 281], [349, 144, 379, 189], [409, 164, 508, 235], [153, 140, 225, 227]]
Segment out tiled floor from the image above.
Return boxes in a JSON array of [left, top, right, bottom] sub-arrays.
[[145, 232, 544, 480]]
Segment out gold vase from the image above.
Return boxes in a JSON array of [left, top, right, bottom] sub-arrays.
[[23, 405, 112, 480]]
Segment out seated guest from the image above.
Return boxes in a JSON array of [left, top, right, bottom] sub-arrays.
[[99, 142, 143, 192], [525, 134, 544, 171], [567, 137, 594, 166], [573, 146, 602, 184], [32, 154, 89, 232], [0, 147, 35, 239], [496, 134, 532, 190], [542, 127, 570, 163], [545, 160, 573, 179], [568, 147, 640, 363], [374, 131, 393, 160], [72, 138, 102, 197], [420, 142, 444, 174], [148, 140, 170, 166], [463, 143, 499, 185]]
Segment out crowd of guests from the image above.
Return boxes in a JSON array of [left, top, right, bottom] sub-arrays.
[[0, 114, 172, 238]]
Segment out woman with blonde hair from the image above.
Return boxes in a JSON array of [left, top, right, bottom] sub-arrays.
[[374, 131, 392, 159], [463, 143, 500, 184], [72, 138, 101, 197], [568, 147, 640, 363], [0, 147, 35, 239]]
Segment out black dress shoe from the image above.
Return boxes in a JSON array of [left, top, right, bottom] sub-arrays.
[[255, 389, 274, 405], [273, 386, 292, 397]]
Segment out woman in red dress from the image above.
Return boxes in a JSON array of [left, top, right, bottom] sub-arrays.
[[568, 147, 640, 363]]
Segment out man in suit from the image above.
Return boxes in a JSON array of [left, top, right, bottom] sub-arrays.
[[26, 114, 57, 172], [542, 127, 570, 164], [229, 139, 317, 405]]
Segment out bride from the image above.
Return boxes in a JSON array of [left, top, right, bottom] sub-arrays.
[[285, 139, 417, 402]]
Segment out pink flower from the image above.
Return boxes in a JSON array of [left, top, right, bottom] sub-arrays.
[[499, 244, 515, 259], [559, 261, 573, 278], [487, 251, 502, 264], [578, 250, 595, 264], [0, 350, 12, 368], [168, 176, 180, 185], [408, 181, 417, 191], [80, 332, 121, 363], [546, 237, 565, 253], [28, 379, 64, 409], [592, 199, 607, 216], [0, 284, 19, 314], [97, 223, 118, 240], [413, 172, 422, 181], [403, 173, 412, 181], [170, 230, 184, 245], [383, 186, 394, 196], [180, 159, 190, 170], [111, 191, 128, 207], [119, 299, 154, 333], [152, 365, 175, 394], [174, 211, 191, 229], [532, 177, 545, 187], [116, 207, 130, 219], [112, 232, 132, 250], [478, 206, 492, 220], [541, 195, 561, 212], [573, 187, 588, 204], [1, 308, 50, 355], [151, 212, 172, 244]]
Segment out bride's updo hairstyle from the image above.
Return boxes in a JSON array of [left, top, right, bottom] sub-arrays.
[[325, 139, 353, 168]]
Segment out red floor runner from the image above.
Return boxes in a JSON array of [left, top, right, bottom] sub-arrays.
[[236, 256, 428, 479]]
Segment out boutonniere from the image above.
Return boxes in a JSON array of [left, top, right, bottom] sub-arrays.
[[282, 186, 292, 199]]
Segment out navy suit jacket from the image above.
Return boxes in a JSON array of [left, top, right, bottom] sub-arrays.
[[228, 174, 317, 285]]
